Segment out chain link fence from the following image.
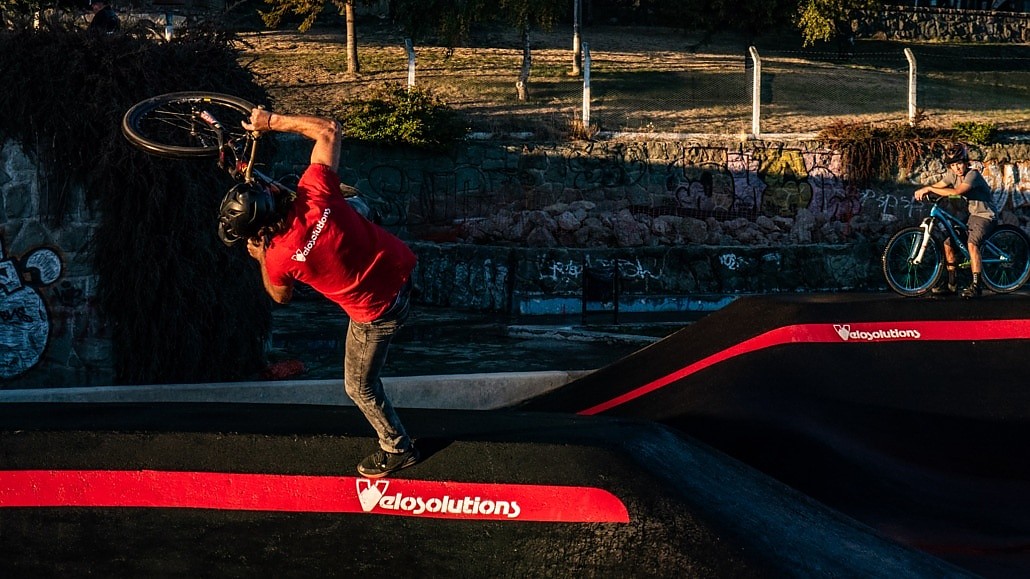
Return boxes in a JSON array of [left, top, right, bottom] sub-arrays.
[[43, 1, 1027, 137]]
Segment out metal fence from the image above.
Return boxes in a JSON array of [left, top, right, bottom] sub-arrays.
[[396, 38, 1030, 137], [105, 11, 1017, 136]]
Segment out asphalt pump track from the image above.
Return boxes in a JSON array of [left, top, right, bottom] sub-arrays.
[[1, 292, 1026, 577], [1, 401, 975, 577], [520, 292, 1030, 577]]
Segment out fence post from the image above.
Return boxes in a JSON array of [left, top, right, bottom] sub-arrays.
[[164, 12, 174, 41], [405, 38, 416, 88], [748, 46, 761, 137], [582, 42, 591, 129], [904, 47, 917, 126]]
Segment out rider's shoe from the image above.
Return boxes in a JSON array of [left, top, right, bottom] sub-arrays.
[[357, 446, 420, 479], [931, 269, 957, 296], [961, 274, 982, 299]]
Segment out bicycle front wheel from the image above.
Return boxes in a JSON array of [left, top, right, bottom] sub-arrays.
[[121, 92, 256, 159], [981, 225, 1030, 293], [882, 227, 943, 296]]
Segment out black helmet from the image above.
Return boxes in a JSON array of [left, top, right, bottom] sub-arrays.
[[217, 182, 277, 246], [942, 144, 969, 165]]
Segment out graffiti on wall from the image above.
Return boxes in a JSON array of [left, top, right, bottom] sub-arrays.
[[540, 256, 661, 285], [978, 160, 1030, 212], [357, 145, 1030, 227], [569, 143, 648, 191], [0, 234, 63, 380], [666, 148, 737, 214], [48, 278, 107, 347]]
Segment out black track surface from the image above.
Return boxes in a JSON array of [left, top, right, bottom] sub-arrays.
[[0, 403, 967, 578], [520, 292, 1030, 577]]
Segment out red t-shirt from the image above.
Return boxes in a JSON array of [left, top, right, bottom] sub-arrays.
[[264, 164, 416, 323]]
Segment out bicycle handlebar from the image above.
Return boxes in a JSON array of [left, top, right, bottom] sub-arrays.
[[916, 191, 950, 204]]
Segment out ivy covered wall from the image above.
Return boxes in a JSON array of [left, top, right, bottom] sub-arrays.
[[0, 27, 271, 388]]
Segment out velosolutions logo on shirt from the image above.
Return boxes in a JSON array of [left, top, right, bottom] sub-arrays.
[[292, 207, 332, 262]]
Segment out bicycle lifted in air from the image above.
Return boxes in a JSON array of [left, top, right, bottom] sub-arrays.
[[122, 91, 379, 221], [122, 91, 282, 186], [881, 192, 1030, 297]]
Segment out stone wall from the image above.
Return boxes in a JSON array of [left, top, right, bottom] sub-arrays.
[[276, 135, 1030, 312], [410, 242, 883, 315], [272, 135, 1030, 246], [0, 140, 111, 388], [857, 6, 1030, 43], [4, 134, 1030, 387]]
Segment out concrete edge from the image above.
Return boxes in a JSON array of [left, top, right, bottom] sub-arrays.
[[0, 370, 592, 410]]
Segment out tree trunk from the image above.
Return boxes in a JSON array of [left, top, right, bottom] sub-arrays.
[[515, 27, 531, 101], [346, 0, 360, 74], [570, 0, 582, 76]]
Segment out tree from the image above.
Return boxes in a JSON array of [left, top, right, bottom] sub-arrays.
[[393, 0, 564, 101], [796, 0, 883, 49], [502, 0, 564, 100], [260, 0, 377, 74], [391, 0, 485, 46], [570, 0, 582, 76], [650, 0, 795, 43]]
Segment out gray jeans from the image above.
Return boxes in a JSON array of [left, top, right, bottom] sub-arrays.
[[343, 280, 412, 454]]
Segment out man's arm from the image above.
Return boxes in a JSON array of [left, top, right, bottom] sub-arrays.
[[915, 178, 970, 201], [247, 239, 293, 304], [244, 109, 341, 170]]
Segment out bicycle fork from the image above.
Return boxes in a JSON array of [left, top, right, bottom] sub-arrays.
[[909, 217, 936, 265]]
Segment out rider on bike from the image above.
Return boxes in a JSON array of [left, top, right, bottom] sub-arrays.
[[914, 144, 997, 298], [217, 109, 420, 479]]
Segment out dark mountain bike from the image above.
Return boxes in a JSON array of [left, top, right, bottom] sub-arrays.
[[121, 91, 282, 186], [122, 91, 379, 221], [882, 193, 1030, 296]]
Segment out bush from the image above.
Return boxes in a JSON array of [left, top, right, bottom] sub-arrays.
[[819, 120, 951, 186], [341, 84, 467, 150], [952, 121, 997, 146]]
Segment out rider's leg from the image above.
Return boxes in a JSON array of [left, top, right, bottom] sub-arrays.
[[932, 238, 958, 295], [962, 216, 994, 299], [969, 243, 982, 275]]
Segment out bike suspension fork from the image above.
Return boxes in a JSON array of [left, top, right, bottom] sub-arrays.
[[911, 217, 936, 264]]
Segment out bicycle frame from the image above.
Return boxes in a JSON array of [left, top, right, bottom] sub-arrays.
[[910, 198, 970, 266], [198, 108, 295, 198], [911, 195, 1018, 270]]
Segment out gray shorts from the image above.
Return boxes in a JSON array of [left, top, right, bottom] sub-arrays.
[[967, 215, 996, 249]]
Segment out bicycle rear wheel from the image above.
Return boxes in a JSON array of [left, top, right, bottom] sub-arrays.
[[981, 225, 1030, 293], [121, 92, 256, 159], [882, 227, 943, 296]]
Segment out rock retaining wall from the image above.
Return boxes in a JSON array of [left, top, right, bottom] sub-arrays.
[[4, 135, 1029, 387], [857, 6, 1030, 43], [409, 241, 883, 315], [0, 140, 111, 388]]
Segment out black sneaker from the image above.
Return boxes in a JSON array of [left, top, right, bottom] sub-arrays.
[[357, 447, 420, 479], [930, 283, 956, 296], [961, 283, 982, 299]]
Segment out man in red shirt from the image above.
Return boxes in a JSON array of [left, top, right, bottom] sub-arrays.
[[217, 108, 419, 478]]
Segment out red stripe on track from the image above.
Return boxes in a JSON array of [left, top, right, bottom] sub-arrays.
[[579, 319, 1030, 415], [0, 469, 629, 523]]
